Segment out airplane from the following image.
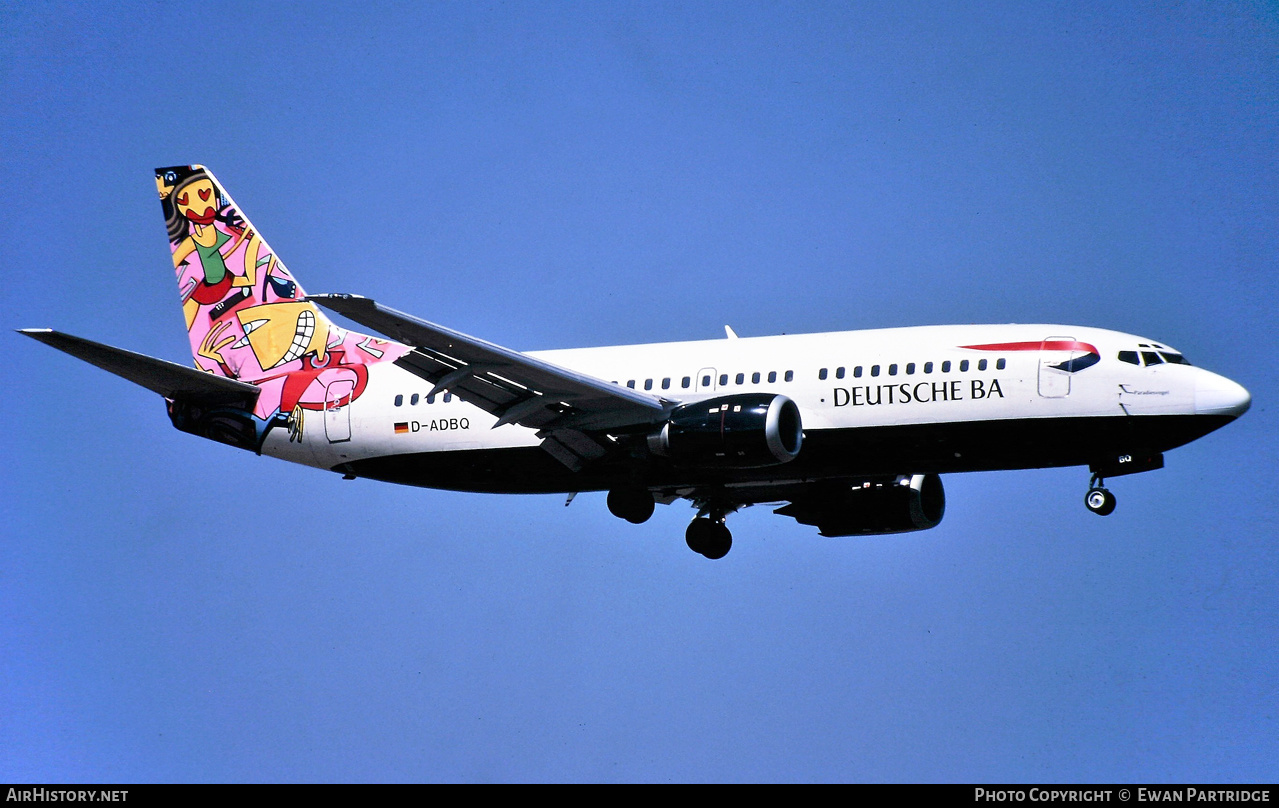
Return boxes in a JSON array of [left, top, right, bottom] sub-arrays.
[[21, 164, 1252, 559]]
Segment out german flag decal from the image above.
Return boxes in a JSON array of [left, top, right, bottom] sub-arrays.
[[394, 422, 409, 434]]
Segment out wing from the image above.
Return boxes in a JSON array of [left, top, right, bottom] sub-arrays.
[[20, 329, 261, 408], [309, 295, 672, 469]]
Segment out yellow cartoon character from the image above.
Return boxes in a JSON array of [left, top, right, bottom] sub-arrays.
[[232, 301, 331, 372], [166, 169, 267, 329]]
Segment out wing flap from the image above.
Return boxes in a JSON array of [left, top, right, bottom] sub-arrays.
[[20, 329, 261, 408]]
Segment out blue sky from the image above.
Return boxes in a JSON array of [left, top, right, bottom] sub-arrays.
[[2, 1, 1276, 782]]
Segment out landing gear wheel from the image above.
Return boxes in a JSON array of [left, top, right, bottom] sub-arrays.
[[1085, 487, 1116, 516], [685, 517, 732, 559], [685, 518, 711, 555], [607, 487, 655, 524]]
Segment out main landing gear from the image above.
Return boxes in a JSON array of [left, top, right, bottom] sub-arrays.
[[686, 516, 732, 560], [1084, 473, 1117, 516], [607, 487, 655, 524], [606, 487, 735, 559]]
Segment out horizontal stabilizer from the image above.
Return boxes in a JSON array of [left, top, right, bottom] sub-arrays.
[[19, 329, 261, 407]]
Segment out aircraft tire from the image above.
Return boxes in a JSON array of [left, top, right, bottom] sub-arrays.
[[702, 522, 732, 559], [685, 518, 709, 555], [686, 518, 732, 559], [1085, 487, 1116, 516], [608, 487, 655, 524]]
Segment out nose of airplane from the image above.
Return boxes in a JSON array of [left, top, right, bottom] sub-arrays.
[[1195, 371, 1251, 417]]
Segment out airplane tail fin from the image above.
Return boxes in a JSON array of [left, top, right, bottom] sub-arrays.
[[155, 165, 397, 383]]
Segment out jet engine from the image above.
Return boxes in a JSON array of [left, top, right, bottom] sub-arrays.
[[775, 474, 945, 536], [648, 393, 802, 468], [167, 399, 260, 453]]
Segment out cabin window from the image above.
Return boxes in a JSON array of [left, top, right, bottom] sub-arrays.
[[626, 380, 635, 389], [768, 371, 777, 383], [888, 364, 898, 376], [959, 360, 969, 372], [784, 370, 794, 382], [835, 367, 845, 379], [942, 361, 952, 373], [906, 363, 915, 375], [644, 379, 653, 390], [410, 393, 420, 405], [682, 376, 691, 388], [996, 358, 1006, 370], [752, 372, 760, 384], [394, 395, 403, 407], [924, 362, 933, 374], [661, 378, 671, 390], [854, 366, 863, 378], [427, 394, 436, 404], [819, 368, 828, 380], [735, 373, 745, 385], [702, 374, 712, 387], [444, 393, 453, 403], [871, 365, 880, 377], [978, 359, 988, 371], [720, 374, 728, 386]]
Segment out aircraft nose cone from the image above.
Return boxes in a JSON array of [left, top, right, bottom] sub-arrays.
[[1195, 372, 1251, 417]]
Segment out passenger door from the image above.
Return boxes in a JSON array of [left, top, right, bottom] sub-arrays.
[[324, 379, 355, 443]]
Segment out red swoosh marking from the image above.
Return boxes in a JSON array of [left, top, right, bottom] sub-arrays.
[[960, 341, 1098, 355]]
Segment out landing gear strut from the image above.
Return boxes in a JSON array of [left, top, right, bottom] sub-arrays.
[[686, 517, 732, 559], [1084, 473, 1117, 516]]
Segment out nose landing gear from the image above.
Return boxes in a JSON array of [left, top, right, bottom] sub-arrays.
[[1084, 474, 1117, 516]]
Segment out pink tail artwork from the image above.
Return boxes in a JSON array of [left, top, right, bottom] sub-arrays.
[[156, 165, 407, 451]]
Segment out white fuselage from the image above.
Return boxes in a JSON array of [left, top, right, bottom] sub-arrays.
[[263, 323, 1248, 491]]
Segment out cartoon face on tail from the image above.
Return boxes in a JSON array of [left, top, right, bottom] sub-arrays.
[[234, 302, 331, 371]]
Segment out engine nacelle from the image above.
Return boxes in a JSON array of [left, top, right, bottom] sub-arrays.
[[775, 474, 945, 537], [167, 399, 260, 453], [648, 393, 803, 468]]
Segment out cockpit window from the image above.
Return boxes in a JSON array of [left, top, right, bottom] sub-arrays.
[[1124, 346, 1191, 367]]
